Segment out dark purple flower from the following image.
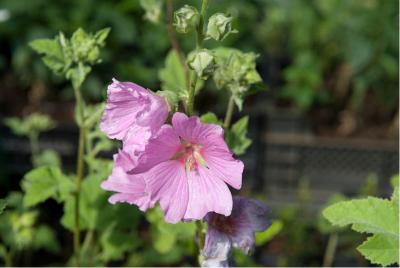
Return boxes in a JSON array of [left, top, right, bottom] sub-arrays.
[[202, 196, 270, 266]]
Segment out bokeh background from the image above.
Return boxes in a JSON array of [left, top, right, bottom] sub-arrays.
[[0, 0, 398, 266]]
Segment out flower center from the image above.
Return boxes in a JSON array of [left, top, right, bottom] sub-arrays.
[[172, 139, 206, 172]]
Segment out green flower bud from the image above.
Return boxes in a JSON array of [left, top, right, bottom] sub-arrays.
[[212, 48, 262, 110], [205, 13, 238, 41], [140, 0, 163, 24], [187, 49, 216, 80], [174, 5, 200, 34]]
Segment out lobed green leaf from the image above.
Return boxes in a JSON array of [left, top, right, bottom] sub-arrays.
[[323, 197, 398, 239], [225, 116, 252, 155], [0, 199, 6, 215], [21, 166, 74, 207], [357, 234, 399, 266], [200, 112, 222, 125]]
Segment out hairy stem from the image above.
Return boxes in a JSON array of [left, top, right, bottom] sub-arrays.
[[4, 248, 12, 267], [196, 0, 209, 48], [187, 0, 210, 115], [73, 86, 86, 267], [196, 221, 206, 265], [187, 72, 198, 116], [29, 132, 40, 167], [166, 0, 187, 70], [323, 233, 338, 267], [223, 95, 235, 130], [81, 229, 94, 266]]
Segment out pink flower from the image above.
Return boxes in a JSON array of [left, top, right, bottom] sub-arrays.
[[100, 79, 168, 170], [100, 153, 155, 211], [202, 197, 270, 267], [128, 112, 244, 223]]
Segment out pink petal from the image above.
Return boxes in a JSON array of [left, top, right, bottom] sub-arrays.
[[101, 166, 146, 194], [100, 78, 168, 140], [132, 125, 181, 174], [145, 161, 189, 223], [171, 112, 224, 145], [101, 165, 153, 211], [203, 148, 243, 189], [122, 124, 152, 155], [114, 150, 137, 172], [184, 166, 233, 220]]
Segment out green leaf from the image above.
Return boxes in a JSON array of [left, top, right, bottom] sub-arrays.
[[357, 234, 399, 266], [30, 38, 66, 74], [232, 94, 244, 111], [94, 28, 111, 45], [0, 199, 6, 215], [34, 149, 61, 168], [100, 223, 140, 261], [391, 175, 399, 205], [159, 50, 188, 105], [32, 225, 61, 254], [317, 194, 348, 234], [21, 166, 74, 207], [30, 39, 62, 56], [4, 113, 55, 137], [154, 229, 177, 254], [323, 197, 398, 239], [225, 116, 252, 155], [255, 220, 282, 246], [146, 207, 196, 254], [200, 112, 222, 125], [61, 162, 112, 231]]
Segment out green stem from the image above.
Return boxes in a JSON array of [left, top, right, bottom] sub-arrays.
[[29, 132, 40, 167], [223, 95, 235, 130], [196, 0, 209, 48], [4, 248, 12, 267], [73, 86, 86, 267], [196, 221, 206, 265], [187, 0, 209, 115], [323, 233, 338, 267], [187, 72, 198, 116], [82, 229, 94, 250]]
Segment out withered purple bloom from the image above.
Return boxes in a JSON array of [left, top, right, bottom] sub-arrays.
[[202, 196, 270, 267]]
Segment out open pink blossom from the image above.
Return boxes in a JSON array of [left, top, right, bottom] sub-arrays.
[[202, 196, 270, 267], [127, 112, 244, 223], [99, 79, 168, 170], [100, 153, 155, 211]]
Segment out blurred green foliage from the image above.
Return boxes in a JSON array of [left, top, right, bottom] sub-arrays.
[[1, 0, 397, 114], [258, 0, 398, 111], [4, 113, 60, 167]]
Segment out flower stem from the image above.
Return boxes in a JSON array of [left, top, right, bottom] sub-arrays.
[[28, 132, 40, 167], [187, 0, 209, 115], [323, 233, 338, 267], [166, 0, 189, 82], [196, 221, 206, 265], [187, 72, 198, 116], [73, 86, 86, 267], [223, 95, 235, 130], [196, 0, 209, 48]]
